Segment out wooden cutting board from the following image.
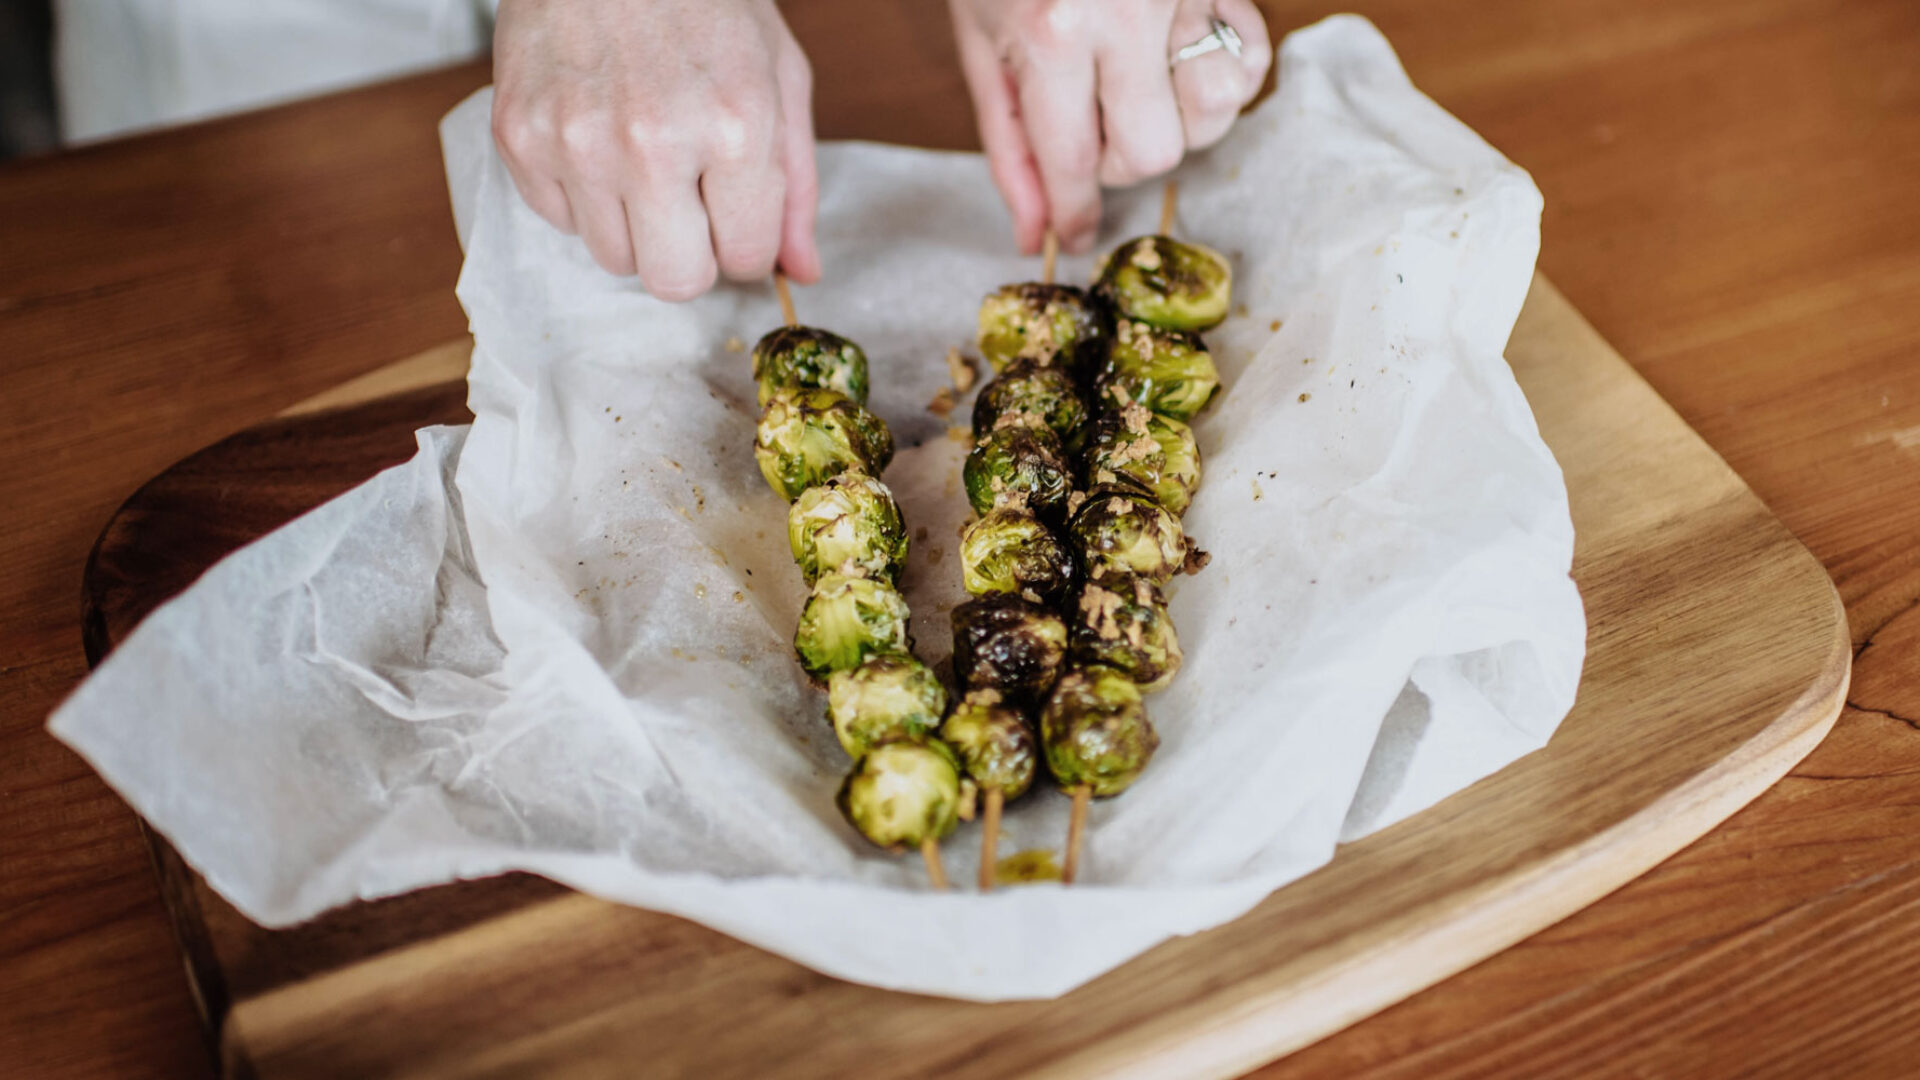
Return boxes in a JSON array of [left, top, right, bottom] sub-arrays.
[[81, 276, 1848, 1079]]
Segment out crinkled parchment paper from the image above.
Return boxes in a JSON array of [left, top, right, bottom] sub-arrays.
[[51, 17, 1584, 1000]]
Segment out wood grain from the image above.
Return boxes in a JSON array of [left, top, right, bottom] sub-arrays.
[[79, 278, 1849, 1078], [2, 0, 1917, 1076]]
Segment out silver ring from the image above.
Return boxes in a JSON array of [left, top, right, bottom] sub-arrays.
[[1172, 17, 1243, 66]]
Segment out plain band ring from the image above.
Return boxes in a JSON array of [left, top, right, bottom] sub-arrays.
[[1172, 16, 1243, 66]]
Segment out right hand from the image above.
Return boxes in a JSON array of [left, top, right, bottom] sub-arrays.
[[491, 0, 820, 299]]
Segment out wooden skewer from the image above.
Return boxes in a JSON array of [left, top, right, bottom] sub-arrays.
[[921, 837, 949, 890], [773, 271, 798, 327], [1159, 179, 1180, 236], [977, 787, 1005, 891], [1041, 229, 1060, 286], [1062, 785, 1091, 885]]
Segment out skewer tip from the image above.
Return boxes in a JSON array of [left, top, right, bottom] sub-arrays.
[[922, 837, 949, 891], [1159, 180, 1180, 237], [1062, 785, 1091, 885], [1041, 230, 1060, 286]]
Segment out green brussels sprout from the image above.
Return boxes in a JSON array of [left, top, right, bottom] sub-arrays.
[[963, 425, 1074, 521], [1095, 318, 1221, 421], [754, 388, 895, 503], [1070, 577, 1183, 692], [751, 325, 870, 407], [794, 572, 913, 679], [940, 690, 1038, 799], [1081, 404, 1202, 516], [977, 283, 1107, 373], [951, 593, 1069, 701], [1041, 664, 1159, 796], [1067, 485, 1187, 585], [1094, 235, 1233, 332], [826, 653, 947, 757], [837, 738, 963, 850], [960, 507, 1076, 605], [786, 473, 908, 585], [971, 359, 1090, 450]]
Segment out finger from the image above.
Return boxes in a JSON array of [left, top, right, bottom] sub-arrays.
[[1171, 0, 1273, 151], [627, 182, 718, 302], [953, 13, 1048, 254], [1094, 10, 1187, 188], [703, 155, 784, 283], [774, 44, 822, 283], [1014, 42, 1102, 252], [507, 169, 578, 235], [565, 180, 637, 276], [491, 98, 577, 234]]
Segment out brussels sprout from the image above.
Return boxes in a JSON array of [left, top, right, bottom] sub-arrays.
[[1041, 664, 1159, 797], [1067, 486, 1186, 585], [787, 473, 908, 585], [971, 359, 1091, 450], [963, 425, 1074, 521], [826, 653, 947, 757], [940, 690, 1038, 799], [838, 738, 963, 850], [1071, 577, 1183, 692], [960, 507, 1076, 605], [794, 572, 912, 679], [1081, 403, 1202, 516], [751, 325, 870, 407], [977, 283, 1107, 373], [1095, 319, 1220, 421], [754, 388, 895, 502], [951, 593, 1069, 701], [1094, 235, 1232, 332]]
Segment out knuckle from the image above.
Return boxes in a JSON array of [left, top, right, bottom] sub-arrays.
[[1021, 0, 1083, 52]]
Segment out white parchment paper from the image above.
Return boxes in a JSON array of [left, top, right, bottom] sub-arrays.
[[51, 17, 1584, 1000]]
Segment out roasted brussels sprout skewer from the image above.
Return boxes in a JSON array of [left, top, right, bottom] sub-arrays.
[[787, 473, 909, 586], [754, 387, 894, 502], [951, 593, 1068, 703], [1096, 319, 1220, 422], [752, 325, 870, 407], [941, 689, 1038, 889], [960, 507, 1077, 605], [976, 283, 1106, 374], [1082, 405, 1203, 516], [963, 425, 1075, 522], [794, 572, 913, 680], [1043, 662, 1160, 884], [827, 653, 946, 757], [1094, 235, 1233, 332], [1071, 577, 1183, 691], [972, 359, 1090, 450]]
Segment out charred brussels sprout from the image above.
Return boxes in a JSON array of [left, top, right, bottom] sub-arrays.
[[963, 425, 1074, 521], [971, 359, 1090, 449], [960, 507, 1076, 605], [754, 388, 894, 502], [838, 738, 962, 849], [1071, 577, 1183, 692], [1096, 319, 1221, 421], [751, 325, 870, 407], [1094, 235, 1233, 332], [1082, 404, 1202, 516], [1067, 486, 1186, 585], [977, 283, 1106, 373], [794, 572, 912, 679], [1041, 664, 1159, 796], [951, 593, 1069, 701], [786, 473, 908, 585], [940, 691, 1038, 799], [826, 653, 946, 757]]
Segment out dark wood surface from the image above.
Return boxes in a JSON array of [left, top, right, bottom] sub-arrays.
[[3, 0, 1918, 1076]]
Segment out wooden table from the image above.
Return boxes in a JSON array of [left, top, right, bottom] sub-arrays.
[[2, 1, 1915, 1076]]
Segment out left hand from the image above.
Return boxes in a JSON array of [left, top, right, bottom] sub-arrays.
[[948, 0, 1273, 255]]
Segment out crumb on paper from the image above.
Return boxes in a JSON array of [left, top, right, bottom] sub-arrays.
[[733, 591, 745, 603], [1233, 303, 1249, 318], [694, 583, 707, 599], [664, 457, 683, 471], [927, 387, 957, 417], [915, 526, 929, 542], [946, 426, 973, 444], [724, 336, 745, 353], [1298, 392, 1312, 403], [1270, 319, 1282, 332], [946, 348, 978, 393], [1251, 479, 1264, 501]]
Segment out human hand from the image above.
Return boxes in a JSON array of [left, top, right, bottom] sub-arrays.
[[491, 0, 819, 298], [948, 0, 1272, 254]]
